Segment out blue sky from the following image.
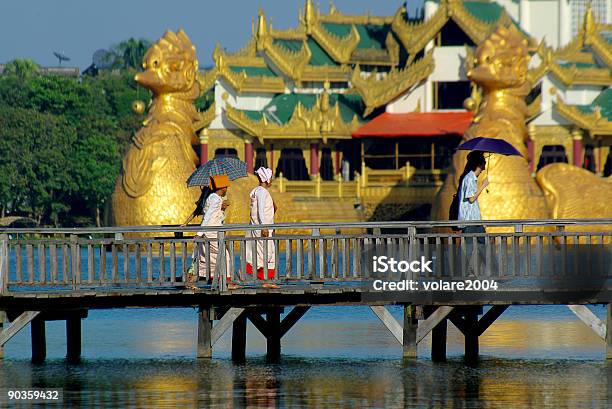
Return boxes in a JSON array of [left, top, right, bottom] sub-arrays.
[[1, 0, 425, 70]]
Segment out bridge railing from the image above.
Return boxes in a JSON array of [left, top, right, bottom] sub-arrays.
[[0, 219, 610, 293]]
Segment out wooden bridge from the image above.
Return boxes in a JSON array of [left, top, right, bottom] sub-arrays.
[[0, 219, 610, 364]]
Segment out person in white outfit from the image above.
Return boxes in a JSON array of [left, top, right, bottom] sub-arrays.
[[246, 167, 278, 288], [196, 174, 232, 285]]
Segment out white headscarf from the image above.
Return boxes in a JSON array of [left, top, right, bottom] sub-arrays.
[[256, 167, 273, 184]]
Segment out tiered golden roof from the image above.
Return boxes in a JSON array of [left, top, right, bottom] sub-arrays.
[[350, 50, 435, 115], [392, 0, 524, 59], [224, 83, 361, 144]]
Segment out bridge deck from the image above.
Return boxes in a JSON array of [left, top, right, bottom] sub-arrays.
[[0, 219, 610, 362]]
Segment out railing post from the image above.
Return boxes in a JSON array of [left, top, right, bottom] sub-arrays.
[[355, 173, 362, 198], [338, 175, 343, 198], [404, 161, 411, 180], [218, 231, 227, 292], [0, 233, 8, 295], [70, 234, 80, 290], [315, 174, 321, 198]]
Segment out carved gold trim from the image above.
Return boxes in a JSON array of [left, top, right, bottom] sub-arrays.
[[194, 102, 216, 131], [197, 68, 217, 92], [213, 43, 286, 93], [392, 1, 530, 56], [309, 21, 360, 63], [392, 5, 447, 55], [224, 90, 361, 144], [555, 97, 612, 135], [529, 42, 612, 86], [385, 31, 400, 65], [260, 36, 312, 83], [350, 50, 435, 115]]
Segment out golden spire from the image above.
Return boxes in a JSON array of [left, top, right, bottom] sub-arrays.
[[329, 1, 337, 14], [213, 42, 224, 67], [256, 8, 268, 48], [583, 3, 596, 40], [304, 0, 316, 32]]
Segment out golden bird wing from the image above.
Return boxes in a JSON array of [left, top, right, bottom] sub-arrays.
[[536, 163, 612, 219]]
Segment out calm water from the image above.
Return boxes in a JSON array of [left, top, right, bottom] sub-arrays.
[[1, 305, 611, 408]]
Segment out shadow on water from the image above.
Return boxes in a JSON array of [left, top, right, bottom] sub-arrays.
[[0, 357, 610, 408]]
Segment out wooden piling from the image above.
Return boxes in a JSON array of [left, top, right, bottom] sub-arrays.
[[31, 317, 46, 364], [232, 311, 247, 363], [426, 306, 447, 362], [266, 308, 282, 363], [0, 311, 5, 359], [606, 303, 612, 360], [66, 315, 81, 363], [197, 307, 212, 359], [403, 305, 418, 359], [463, 307, 480, 363]]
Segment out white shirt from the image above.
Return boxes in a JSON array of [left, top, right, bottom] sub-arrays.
[[249, 186, 274, 226], [201, 192, 225, 227], [458, 171, 481, 221]]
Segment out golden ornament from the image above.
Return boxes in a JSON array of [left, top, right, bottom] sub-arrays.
[[131, 100, 145, 114]]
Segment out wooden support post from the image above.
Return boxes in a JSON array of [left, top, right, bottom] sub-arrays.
[[66, 315, 81, 363], [463, 307, 479, 364], [232, 312, 247, 363], [606, 304, 612, 360], [266, 308, 282, 363], [31, 316, 46, 364], [425, 306, 447, 362], [197, 307, 212, 359], [403, 305, 418, 359]]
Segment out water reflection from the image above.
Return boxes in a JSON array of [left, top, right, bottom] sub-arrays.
[[0, 358, 610, 408], [1, 306, 611, 407]]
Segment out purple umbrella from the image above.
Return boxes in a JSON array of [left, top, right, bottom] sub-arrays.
[[456, 137, 522, 193], [456, 137, 522, 156]]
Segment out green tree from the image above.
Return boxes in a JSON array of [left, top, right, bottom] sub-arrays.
[[71, 115, 121, 226], [0, 106, 76, 225], [111, 38, 151, 70], [2, 58, 39, 79]]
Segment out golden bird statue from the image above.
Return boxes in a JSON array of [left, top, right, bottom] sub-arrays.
[[111, 30, 201, 227], [432, 24, 550, 224], [433, 23, 612, 230]]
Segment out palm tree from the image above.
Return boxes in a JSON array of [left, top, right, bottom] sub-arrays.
[[112, 38, 152, 70]]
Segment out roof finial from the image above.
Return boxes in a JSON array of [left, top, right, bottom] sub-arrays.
[[583, 2, 596, 39], [304, 0, 316, 32], [257, 8, 268, 39], [329, 1, 337, 14]]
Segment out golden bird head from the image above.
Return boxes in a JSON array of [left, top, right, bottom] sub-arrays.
[[467, 24, 529, 91], [134, 30, 198, 96]]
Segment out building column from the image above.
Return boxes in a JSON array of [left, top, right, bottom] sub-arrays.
[[244, 137, 254, 173], [572, 128, 583, 168], [199, 129, 209, 166], [310, 142, 319, 176]]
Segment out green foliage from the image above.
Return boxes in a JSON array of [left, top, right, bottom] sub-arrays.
[[2, 59, 39, 79], [0, 56, 150, 226], [109, 38, 152, 70], [0, 106, 76, 225]]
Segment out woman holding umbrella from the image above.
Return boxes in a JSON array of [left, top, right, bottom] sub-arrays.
[[458, 151, 489, 235], [194, 175, 234, 286]]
